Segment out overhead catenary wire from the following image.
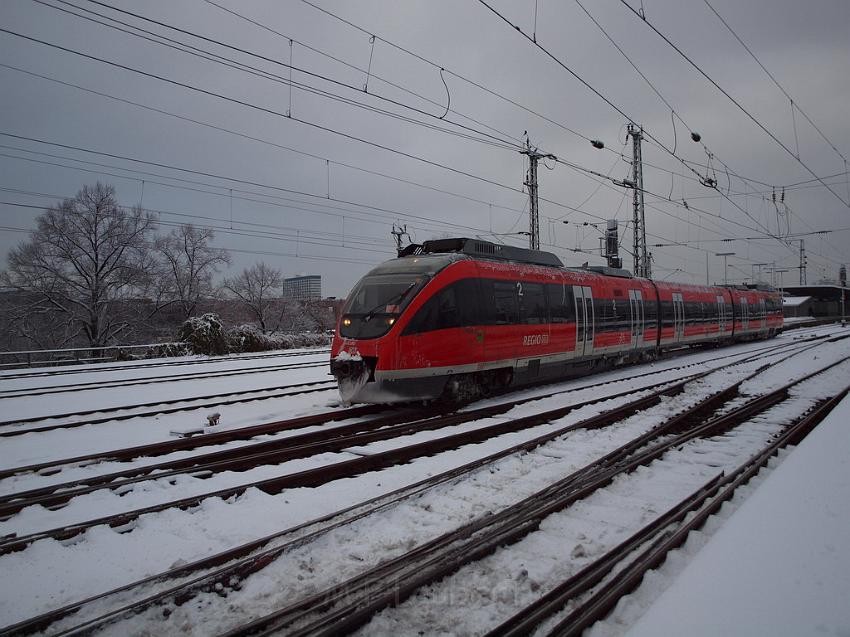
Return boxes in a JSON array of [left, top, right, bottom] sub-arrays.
[[28, 0, 789, 201], [0, 29, 540, 202], [0, 145, 507, 241], [0, 76, 810, 272], [30, 0, 521, 153], [618, 0, 850, 209], [571, 0, 788, 209], [1, 130, 803, 276], [475, 0, 797, 256], [0, 63, 528, 221], [199, 0, 519, 148], [3, 5, 842, 280], [54, 0, 522, 150], [701, 0, 847, 165], [0, 196, 393, 264]]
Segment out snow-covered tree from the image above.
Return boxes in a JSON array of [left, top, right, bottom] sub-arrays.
[[2, 182, 157, 348]]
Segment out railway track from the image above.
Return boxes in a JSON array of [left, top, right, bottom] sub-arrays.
[[0, 336, 838, 543], [1, 335, 845, 634], [0, 331, 824, 457], [0, 370, 721, 635], [0, 334, 824, 499], [0, 348, 331, 381], [0, 359, 327, 399], [216, 358, 849, 637], [490, 391, 849, 637], [0, 379, 338, 436]]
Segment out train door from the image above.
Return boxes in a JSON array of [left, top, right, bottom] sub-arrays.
[[717, 295, 726, 334], [741, 298, 749, 331], [671, 292, 684, 342], [573, 285, 594, 358], [760, 299, 767, 330], [629, 289, 644, 348]]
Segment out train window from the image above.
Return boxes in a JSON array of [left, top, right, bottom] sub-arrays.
[[435, 285, 460, 330], [615, 298, 631, 331], [402, 278, 480, 334], [546, 283, 574, 323], [644, 294, 658, 327], [519, 282, 547, 324], [486, 280, 519, 325], [594, 298, 609, 330], [660, 300, 674, 328]]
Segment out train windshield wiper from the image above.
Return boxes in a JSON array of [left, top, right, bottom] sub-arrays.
[[362, 282, 416, 322]]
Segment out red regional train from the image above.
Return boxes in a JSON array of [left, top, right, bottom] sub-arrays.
[[330, 238, 783, 403]]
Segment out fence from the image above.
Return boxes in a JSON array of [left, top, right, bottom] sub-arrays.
[[0, 342, 184, 370]]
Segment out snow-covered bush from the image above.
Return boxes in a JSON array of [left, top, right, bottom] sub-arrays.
[[176, 316, 330, 355], [226, 324, 330, 352], [178, 313, 229, 355], [144, 342, 192, 359]]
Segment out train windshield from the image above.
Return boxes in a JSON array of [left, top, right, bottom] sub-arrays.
[[340, 274, 429, 338]]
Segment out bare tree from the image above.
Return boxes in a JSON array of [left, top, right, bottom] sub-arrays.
[[155, 224, 230, 320], [223, 262, 284, 333], [2, 182, 157, 349]]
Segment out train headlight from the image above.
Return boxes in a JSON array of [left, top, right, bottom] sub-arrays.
[[342, 318, 352, 327], [387, 317, 396, 325]]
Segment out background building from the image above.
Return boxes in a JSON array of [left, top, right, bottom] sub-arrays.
[[283, 275, 321, 300]]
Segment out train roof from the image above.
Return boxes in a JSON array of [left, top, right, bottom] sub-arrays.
[[401, 237, 564, 268]]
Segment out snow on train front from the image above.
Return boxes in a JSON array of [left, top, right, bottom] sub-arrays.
[[330, 251, 457, 404]]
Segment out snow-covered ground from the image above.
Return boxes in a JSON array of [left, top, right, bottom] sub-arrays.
[[609, 376, 850, 637], [0, 327, 847, 634]]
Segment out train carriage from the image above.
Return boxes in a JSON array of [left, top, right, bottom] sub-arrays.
[[331, 238, 782, 403]]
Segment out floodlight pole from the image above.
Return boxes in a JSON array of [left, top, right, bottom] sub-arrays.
[[716, 252, 735, 286]]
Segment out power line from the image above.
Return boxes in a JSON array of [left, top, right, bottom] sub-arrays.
[[0, 199, 392, 266], [3, 18, 835, 274], [0, 144, 504, 240], [701, 0, 847, 164], [0, 28, 537, 203], [0, 186, 390, 249], [475, 0, 795, 253], [31, 0, 520, 153], [571, 0, 788, 206], [297, 0, 782, 195], [618, 0, 850, 209], [0, 63, 527, 218], [46, 0, 786, 205], [198, 0, 521, 149]]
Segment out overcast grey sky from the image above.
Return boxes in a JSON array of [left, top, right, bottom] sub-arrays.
[[1, 0, 848, 297]]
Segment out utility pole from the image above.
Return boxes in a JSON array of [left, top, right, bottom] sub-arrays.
[[521, 138, 555, 251], [798, 239, 807, 285], [627, 124, 650, 278]]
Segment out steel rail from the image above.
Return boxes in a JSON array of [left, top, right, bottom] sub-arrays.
[[0, 348, 331, 381], [0, 360, 326, 399], [224, 355, 849, 636], [0, 386, 677, 554], [0, 331, 824, 474], [0, 379, 337, 436], [4, 341, 841, 636], [0, 334, 837, 544], [0, 375, 690, 519], [0, 403, 390, 480], [542, 385, 850, 637]]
